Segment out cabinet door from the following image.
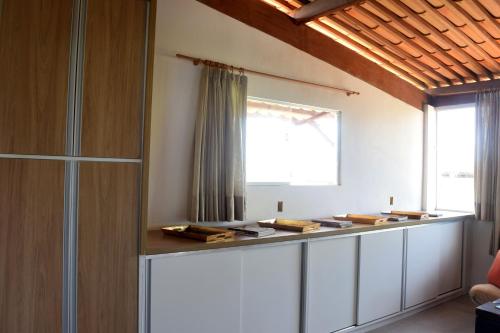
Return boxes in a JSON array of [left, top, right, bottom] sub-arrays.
[[0, 159, 65, 333], [150, 251, 242, 333], [80, 0, 147, 158], [0, 0, 73, 155], [438, 221, 463, 295], [405, 224, 440, 308], [307, 237, 357, 333], [358, 229, 404, 324], [241, 243, 302, 333], [77, 162, 140, 333]]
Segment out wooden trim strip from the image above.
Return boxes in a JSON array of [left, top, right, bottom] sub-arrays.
[[140, 0, 157, 254], [387, 0, 493, 79], [355, 5, 463, 84], [367, 0, 478, 82], [176, 53, 361, 95]]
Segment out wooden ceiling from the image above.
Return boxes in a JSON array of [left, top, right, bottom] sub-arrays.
[[261, 0, 500, 90]]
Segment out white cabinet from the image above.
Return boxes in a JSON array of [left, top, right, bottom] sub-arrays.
[[438, 221, 463, 295], [405, 224, 441, 308], [307, 236, 358, 333], [405, 221, 464, 309], [149, 251, 242, 333], [148, 243, 303, 333], [145, 220, 466, 333], [358, 229, 404, 325], [241, 243, 302, 333]]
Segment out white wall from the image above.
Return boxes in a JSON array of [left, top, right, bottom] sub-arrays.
[[148, 0, 424, 227]]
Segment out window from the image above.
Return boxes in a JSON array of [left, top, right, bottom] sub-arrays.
[[434, 105, 475, 212], [246, 98, 340, 185]]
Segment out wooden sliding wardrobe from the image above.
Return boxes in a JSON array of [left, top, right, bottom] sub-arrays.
[[0, 0, 155, 333]]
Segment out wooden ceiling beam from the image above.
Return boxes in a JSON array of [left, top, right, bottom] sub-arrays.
[[427, 93, 475, 107], [313, 20, 428, 88], [426, 78, 500, 96], [356, 5, 463, 84], [417, 0, 500, 72], [445, 0, 499, 47], [386, 0, 493, 79], [326, 15, 435, 87], [196, 0, 427, 109], [290, 0, 362, 23], [367, 0, 478, 82], [264, 0, 295, 13], [335, 11, 442, 86], [472, 0, 500, 30]]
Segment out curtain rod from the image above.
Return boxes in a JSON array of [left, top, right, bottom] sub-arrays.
[[175, 53, 360, 96]]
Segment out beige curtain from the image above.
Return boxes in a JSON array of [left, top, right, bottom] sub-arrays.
[[191, 66, 247, 222], [475, 89, 500, 254]]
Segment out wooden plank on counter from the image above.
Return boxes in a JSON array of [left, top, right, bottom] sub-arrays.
[[146, 213, 474, 255]]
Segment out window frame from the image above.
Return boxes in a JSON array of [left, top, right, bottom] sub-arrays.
[[245, 97, 342, 187], [424, 102, 475, 213]]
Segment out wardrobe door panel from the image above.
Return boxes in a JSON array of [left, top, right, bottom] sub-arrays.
[[0, 159, 65, 333], [77, 162, 140, 333], [80, 0, 147, 158], [0, 0, 73, 155]]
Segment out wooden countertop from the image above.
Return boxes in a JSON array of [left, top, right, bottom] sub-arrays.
[[145, 212, 474, 255]]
